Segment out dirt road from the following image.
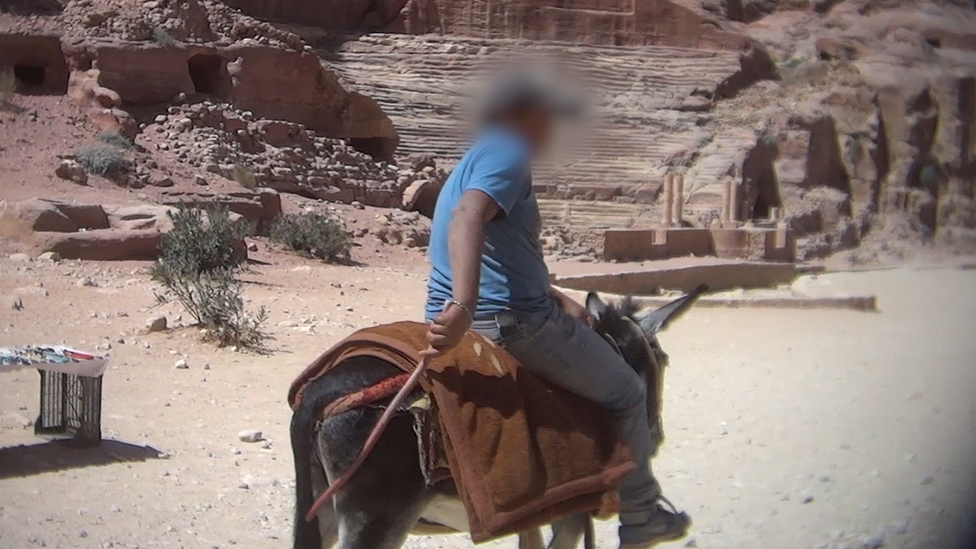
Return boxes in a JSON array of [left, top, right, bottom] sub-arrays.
[[1, 258, 974, 549]]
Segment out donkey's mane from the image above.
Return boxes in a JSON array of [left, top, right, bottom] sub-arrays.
[[615, 296, 643, 320]]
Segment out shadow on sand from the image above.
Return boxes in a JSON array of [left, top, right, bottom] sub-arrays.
[[0, 439, 163, 479]]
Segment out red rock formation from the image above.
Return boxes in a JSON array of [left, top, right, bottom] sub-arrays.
[[222, 0, 763, 51], [59, 39, 398, 158], [0, 33, 69, 93]]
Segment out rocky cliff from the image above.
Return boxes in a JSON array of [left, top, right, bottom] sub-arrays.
[[221, 0, 760, 51], [311, 0, 976, 259]]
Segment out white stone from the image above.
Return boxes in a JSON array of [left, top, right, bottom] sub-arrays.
[[238, 430, 263, 443]]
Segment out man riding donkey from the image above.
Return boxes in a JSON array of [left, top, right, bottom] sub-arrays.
[[423, 70, 692, 548]]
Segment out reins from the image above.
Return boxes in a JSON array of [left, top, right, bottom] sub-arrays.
[[305, 350, 434, 522], [304, 302, 451, 523]]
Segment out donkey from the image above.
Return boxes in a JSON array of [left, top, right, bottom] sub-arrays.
[[290, 287, 706, 549]]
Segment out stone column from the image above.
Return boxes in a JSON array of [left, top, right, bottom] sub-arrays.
[[722, 179, 732, 224], [775, 220, 788, 249], [728, 179, 738, 226], [662, 173, 674, 227], [672, 174, 684, 226]]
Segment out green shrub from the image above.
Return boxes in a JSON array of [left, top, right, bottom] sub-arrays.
[[96, 130, 135, 149], [152, 206, 246, 277], [152, 26, 178, 47], [270, 212, 352, 263], [0, 68, 15, 104], [75, 145, 128, 176], [154, 268, 267, 348], [151, 206, 266, 349]]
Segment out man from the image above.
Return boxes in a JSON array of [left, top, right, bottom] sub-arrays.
[[423, 71, 690, 548]]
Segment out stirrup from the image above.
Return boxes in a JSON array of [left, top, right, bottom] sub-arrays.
[[656, 495, 680, 515]]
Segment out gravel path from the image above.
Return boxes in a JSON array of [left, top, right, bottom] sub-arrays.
[[1, 261, 974, 549]]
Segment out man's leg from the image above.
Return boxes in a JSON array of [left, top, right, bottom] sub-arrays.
[[475, 307, 689, 547]]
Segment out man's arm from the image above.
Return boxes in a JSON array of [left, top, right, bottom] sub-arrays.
[[448, 189, 500, 310], [426, 189, 499, 352]]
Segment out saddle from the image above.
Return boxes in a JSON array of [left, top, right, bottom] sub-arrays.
[[289, 322, 634, 542]]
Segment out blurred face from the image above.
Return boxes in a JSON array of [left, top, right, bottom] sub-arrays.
[[503, 106, 555, 156]]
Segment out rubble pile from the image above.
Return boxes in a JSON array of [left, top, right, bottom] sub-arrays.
[[57, 0, 303, 50], [370, 210, 431, 250], [137, 99, 409, 207]]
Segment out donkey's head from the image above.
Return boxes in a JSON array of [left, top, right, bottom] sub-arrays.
[[585, 284, 708, 449], [585, 284, 707, 375]]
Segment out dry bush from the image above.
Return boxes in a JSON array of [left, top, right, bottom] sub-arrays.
[[75, 145, 128, 176], [151, 207, 267, 349], [151, 26, 178, 46], [96, 130, 135, 149], [270, 212, 352, 263]]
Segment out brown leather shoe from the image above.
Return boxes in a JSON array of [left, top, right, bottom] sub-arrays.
[[618, 498, 691, 549]]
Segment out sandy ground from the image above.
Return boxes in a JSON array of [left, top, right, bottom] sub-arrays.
[[1, 254, 975, 549]]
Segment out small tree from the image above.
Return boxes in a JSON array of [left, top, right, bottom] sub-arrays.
[[75, 145, 128, 176], [151, 206, 267, 349], [270, 212, 352, 263]]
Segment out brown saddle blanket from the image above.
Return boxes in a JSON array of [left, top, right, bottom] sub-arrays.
[[289, 321, 634, 542]]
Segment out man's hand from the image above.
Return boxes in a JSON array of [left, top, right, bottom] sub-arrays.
[[425, 304, 474, 356], [551, 288, 593, 327]]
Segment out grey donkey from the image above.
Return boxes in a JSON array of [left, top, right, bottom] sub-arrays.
[[290, 288, 705, 549]]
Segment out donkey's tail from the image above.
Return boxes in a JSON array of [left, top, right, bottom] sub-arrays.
[[290, 380, 331, 549]]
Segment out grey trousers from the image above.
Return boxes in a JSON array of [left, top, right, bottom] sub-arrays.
[[470, 301, 661, 525]]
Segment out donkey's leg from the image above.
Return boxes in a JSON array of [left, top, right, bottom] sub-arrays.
[[318, 404, 429, 549], [309, 456, 339, 549], [519, 528, 546, 549], [549, 513, 590, 549]]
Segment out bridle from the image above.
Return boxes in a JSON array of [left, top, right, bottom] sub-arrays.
[[599, 332, 622, 356], [600, 316, 662, 373]]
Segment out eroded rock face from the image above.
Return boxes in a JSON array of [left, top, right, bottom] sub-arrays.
[[60, 40, 398, 157], [0, 199, 254, 261], [0, 34, 69, 94], [222, 0, 761, 52]]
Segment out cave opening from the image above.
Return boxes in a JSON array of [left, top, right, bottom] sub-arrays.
[[350, 136, 396, 161], [187, 54, 231, 98], [14, 63, 46, 88], [741, 137, 783, 221]]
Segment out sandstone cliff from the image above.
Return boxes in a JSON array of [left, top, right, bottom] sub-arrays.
[[222, 0, 761, 51]]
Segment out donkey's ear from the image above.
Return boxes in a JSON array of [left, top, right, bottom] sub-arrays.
[[637, 284, 708, 335], [586, 292, 609, 322]]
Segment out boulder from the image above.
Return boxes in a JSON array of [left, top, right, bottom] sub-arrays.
[[32, 229, 163, 261], [55, 159, 89, 185], [92, 85, 122, 108], [0, 199, 78, 237], [102, 204, 177, 232], [90, 108, 140, 140]]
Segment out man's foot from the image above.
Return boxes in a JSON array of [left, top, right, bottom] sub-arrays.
[[618, 498, 691, 549]]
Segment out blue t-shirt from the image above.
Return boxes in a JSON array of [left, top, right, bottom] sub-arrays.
[[425, 127, 551, 320]]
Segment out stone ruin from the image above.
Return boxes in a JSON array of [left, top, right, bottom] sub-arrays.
[[603, 173, 795, 262], [1, 0, 975, 264]]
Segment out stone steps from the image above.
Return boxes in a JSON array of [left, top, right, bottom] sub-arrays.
[[328, 34, 746, 228], [537, 199, 660, 230]]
